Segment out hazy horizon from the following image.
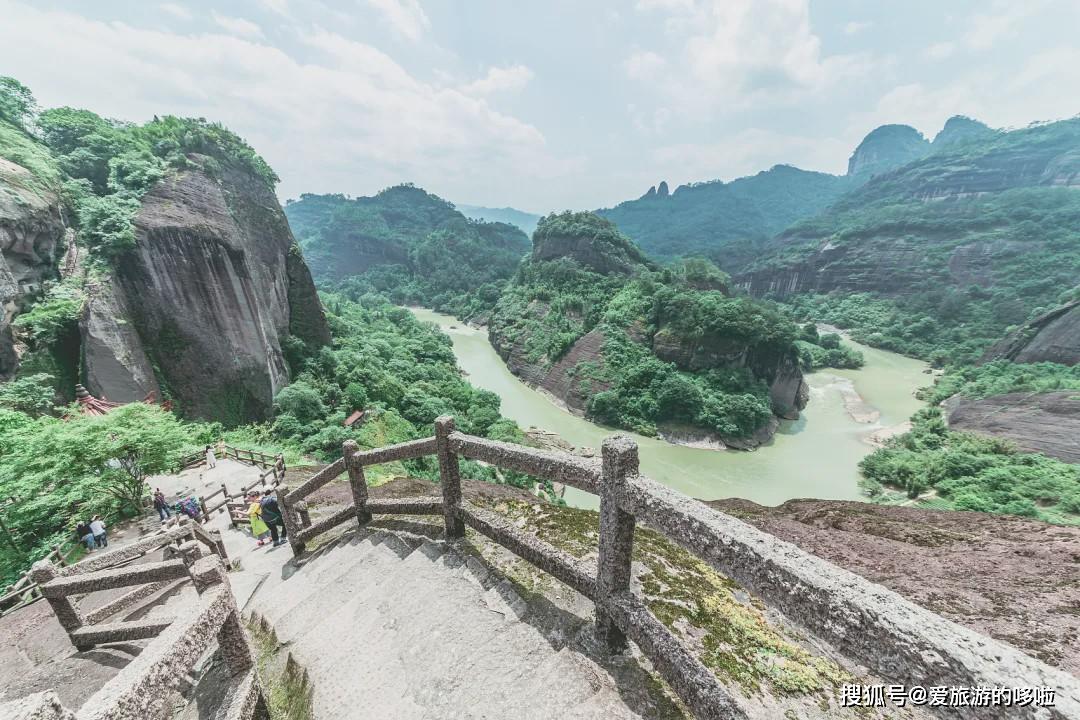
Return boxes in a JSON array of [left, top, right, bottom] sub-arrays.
[[2, 0, 1078, 212]]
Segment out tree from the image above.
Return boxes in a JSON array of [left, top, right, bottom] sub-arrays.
[[0, 76, 36, 131]]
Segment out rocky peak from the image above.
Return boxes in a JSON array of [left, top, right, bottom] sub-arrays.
[[657, 180, 670, 197], [846, 124, 930, 178], [932, 115, 995, 149], [531, 211, 651, 275]]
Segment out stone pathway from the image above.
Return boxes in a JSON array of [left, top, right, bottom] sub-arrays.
[[244, 526, 657, 720]]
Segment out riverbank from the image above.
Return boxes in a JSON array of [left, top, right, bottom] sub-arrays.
[[411, 307, 928, 508]]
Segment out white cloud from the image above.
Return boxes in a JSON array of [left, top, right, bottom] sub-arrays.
[[0, 1, 569, 207], [629, 0, 876, 110], [258, 0, 290, 18], [158, 3, 191, 20], [843, 20, 872, 35], [365, 0, 430, 41], [623, 50, 666, 81], [461, 65, 534, 95], [924, 42, 955, 60], [962, 3, 1034, 51], [211, 12, 264, 38]]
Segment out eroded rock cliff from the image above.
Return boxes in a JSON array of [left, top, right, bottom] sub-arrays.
[[83, 158, 329, 422], [0, 157, 65, 380]]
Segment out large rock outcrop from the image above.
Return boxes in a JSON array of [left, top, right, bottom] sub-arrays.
[[0, 157, 65, 380], [944, 391, 1080, 464], [981, 300, 1080, 366], [846, 124, 930, 178], [82, 158, 329, 423]]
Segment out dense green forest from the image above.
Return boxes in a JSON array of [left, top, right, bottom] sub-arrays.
[[598, 164, 856, 265], [285, 188, 529, 318]]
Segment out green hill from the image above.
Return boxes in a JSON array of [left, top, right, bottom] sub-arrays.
[[487, 212, 812, 446], [284, 186, 530, 318]]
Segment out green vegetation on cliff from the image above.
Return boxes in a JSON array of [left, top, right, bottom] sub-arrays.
[[489, 213, 807, 440], [284, 187, 529, 318], [921, 360, 1080, 405], [860, 408, 1080, 525]]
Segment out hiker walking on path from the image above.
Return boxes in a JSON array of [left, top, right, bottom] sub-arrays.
[[76, 521, 95, 551], [153, 489, 171, 520], [205, 445, 217, 469], [260, 488, 287, 547], [247, 491, 270, 546], [89, 515, 108, 548]]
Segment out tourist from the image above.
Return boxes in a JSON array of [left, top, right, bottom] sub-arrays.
[[205, 444, 217, 469], [89, 515, 108, 548], [153, 489, 171, 520], [247, 491, 270, 546], [76, 521, 95, 551], [260, 488, 287, 547]]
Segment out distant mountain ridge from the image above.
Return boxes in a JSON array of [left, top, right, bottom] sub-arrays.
[[597, 164, 858, 264], [738, 116, 1080, 363], [456, 204, 541, 236]]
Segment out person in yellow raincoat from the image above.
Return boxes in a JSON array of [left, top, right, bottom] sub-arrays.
[[247, 491, 271, 546]]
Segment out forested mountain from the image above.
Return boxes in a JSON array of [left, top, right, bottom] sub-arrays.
[[741, 116, 1080, 365], [0, 78, 328, 424], [597, 164, 856, 264], [456, 204, 541, 236], [285, 187, 530, 318], [487, 212, 816, 447]]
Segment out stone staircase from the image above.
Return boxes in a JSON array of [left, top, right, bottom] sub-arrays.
[[247, 528, 657, 720]]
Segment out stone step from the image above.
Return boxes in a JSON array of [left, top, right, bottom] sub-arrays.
[[273, 534, 413, 642], [259, 532, 647, 720], [256, 531, 387, 627]]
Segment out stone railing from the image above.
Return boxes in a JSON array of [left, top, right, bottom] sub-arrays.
[[185, 445, 287, 524], [29, 516, 228, 652], [280, 416, 1080, 720], [6, 554, 268, 720]]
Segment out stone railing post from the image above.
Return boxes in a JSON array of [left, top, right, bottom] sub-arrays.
[[280, 485, 305, 558], [596, 435, 638, 653], [435, 416, 465, 540], [295, 500, 312, 528], [30, 560, 90, 650], [343, 440, 372, 525], [190, 556, 255, 675]]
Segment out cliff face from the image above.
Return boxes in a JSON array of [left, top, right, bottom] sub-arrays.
[[944, 391, 1080, 464], [982, 300, 1080, 366], [0, 157, 65, 380], [82, 159, 329, 422]]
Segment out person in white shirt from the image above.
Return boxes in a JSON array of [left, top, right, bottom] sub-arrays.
[[205, 445, 217, 469], [89, 515, 107, 548]]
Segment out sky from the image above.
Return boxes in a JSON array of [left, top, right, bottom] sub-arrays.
[[1, 0, 1079, 212]]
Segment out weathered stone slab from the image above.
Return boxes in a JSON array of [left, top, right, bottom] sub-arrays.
[[69, 618, 174, 646], [0, 691, 76, 720]]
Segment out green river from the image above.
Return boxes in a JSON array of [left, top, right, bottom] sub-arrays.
[[411, 308, 928, 508]]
